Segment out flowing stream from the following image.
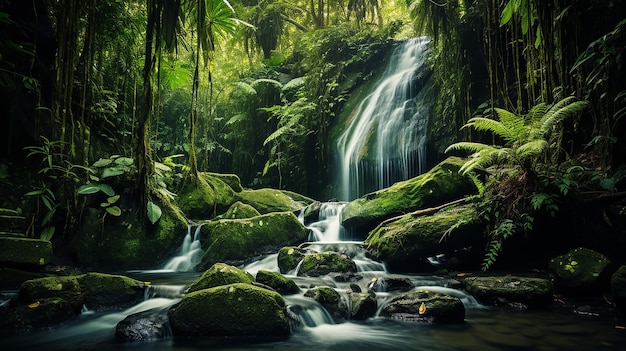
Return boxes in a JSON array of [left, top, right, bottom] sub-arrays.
[[2, 204, 623, 350]]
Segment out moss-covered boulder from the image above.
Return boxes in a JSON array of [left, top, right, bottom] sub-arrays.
[[256, 269, 300, 295], [365, 204, 484, 272], [187, 263, 254, 293], [235, 188, 312, 214], [212, 201, 261, 220], [304, 286, 349, 320], [77, 273, 146, 311], [71, 204, 187, 270], [199, 212, 308, 269], [206, 172, 243, 192], [19, 275, 84, 312], [0, 237, 52, 267], [297, 251, 357, 277], [350, 291, 377, 320], [548, 247, 612, 295], [277, 246, 310, 274], [611, 266, 626, 314], [380, 289, 465, 323], [0, 297, 76, 332], [168, 283, 290, 337], [18, 273, 145, 313], [176, 174, 236, 219], [464, 276, 553, 308], [341, 157, 477, 233]]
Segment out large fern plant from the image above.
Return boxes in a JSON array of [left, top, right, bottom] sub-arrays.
[[446, 96, 589, 270], [446, 96, 589, 176]]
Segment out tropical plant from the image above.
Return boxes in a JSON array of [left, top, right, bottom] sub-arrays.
[[446, 96, 589, 270]]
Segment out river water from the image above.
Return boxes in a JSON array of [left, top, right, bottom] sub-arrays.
[[2, 204, 624, 350]]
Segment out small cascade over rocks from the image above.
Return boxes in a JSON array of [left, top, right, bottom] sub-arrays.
[[161, 224, 203, 272], [337, 36, 432, 201]]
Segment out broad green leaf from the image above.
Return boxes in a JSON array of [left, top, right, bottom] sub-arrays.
[[40, 226, 55, 241], [114, 156, 134, 166], [107, 195, 121, 204], [77, 183, 101, 195], [101, 167, 125, 178], [92, 158, 113, 168], [106, 206, 122, 216], [500, 0, 516, 27], [147, 201, 162, 224], [98, 184, 115, 196], [41, 208, 56, 226]]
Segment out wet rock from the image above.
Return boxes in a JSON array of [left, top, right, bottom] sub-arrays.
[[548, 247, 611, 295], [187, 262, 254, 293], [256, 269, 300, 295], [0, 297, 75, 332], [19, 275, 84, 312], [297, 251, 357, 277], [350, 291, 377, 320], [0, 237, 53, 267], [611, 265, 626, 314], [304, 286, 349, 321], [176, 173, 236, 219], [235, 188, 313, 214], [168, 283, 289, 337], [329, 272, 363, 283], [464, 276, 553, 308], [206, 172, 243, 192], [365, 204, 484, 272], [78, 273, 147, 311], [341, 157, 478, 233], [367, 277, 414, 292], [115, 308, 170, 341], [198, 212, 308, 270], [277, 246, 309, 274], [212, 201, 261, 220], [380, 289, 465, 323]]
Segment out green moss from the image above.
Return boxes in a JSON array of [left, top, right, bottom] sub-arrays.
[[187, 263, 254, 293], [304, 286, 348, 320], [19, 276, 84, 312], [548, 247, 611, 292], [206, 172, 244, 192], [277, 246, 308, 274], [0, 237, 53, 266], [341, 157, 477, 231], [235, 188, 310, 214], [298, 251, 357, 277], [212, 201, 261, 220], [256, 269, 299, 295], [465, 276, 553, 307], [168, 283, 289, 337], [199, 212, 308, 269], [176, 175, 236, 219]]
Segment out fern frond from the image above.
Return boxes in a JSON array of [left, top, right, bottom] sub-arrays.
[[494, 108, 526, 143], [540, 97, 589, 137], [516, 139, 549, 159], [445, 142, 494, 154], [263, 114, 301, 146], [526, 102, 547, 124], [458, 146, 500, 174], [464, 116, 515, 142]]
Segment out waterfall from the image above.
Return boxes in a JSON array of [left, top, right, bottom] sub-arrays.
[[337, 37, 431, 201], [161, 224, 203, 272]]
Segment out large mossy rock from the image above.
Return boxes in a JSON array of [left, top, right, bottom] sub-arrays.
[[19, 273, 145, 312], [206, 172, 244, 192], [380, 289, 465, 323], [168, 283, 290, 337], [186, 263, 254, 293], [464, 276, 553, 308], [199, 212, 308, 270], [0, 237, 52, 267], [341, 157, 477, 233], [365, 204, 484, 272], [235, 188, 313, 214], [297, 251, 357, 277], [548, 247, 612, 295], [350, 291, 378, 320], [256, 269, 300, 295], [71, 204, 187, 270], [611, 265, 626, 314], [304, 286, 349, 320], [277, 246, 310, 274], [176, 174, 237, 219], [212, 201, 261, 220]]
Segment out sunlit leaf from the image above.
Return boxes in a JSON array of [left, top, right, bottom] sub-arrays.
[[147, 201, 162, 224], [28, 301, 41, 308], [92, 158, 113, 168], [40, 226, 55, 241], [106, 206, 122, 216]]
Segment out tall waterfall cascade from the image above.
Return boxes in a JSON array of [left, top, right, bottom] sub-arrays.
[[337, 37, 431, 201]]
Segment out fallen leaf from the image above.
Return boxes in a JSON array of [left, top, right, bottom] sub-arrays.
[[28, 301, 40, 308], [456, 273, 466, 277], [419, 302, 426, 315], [144, 282, 151, 285]]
